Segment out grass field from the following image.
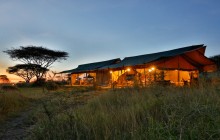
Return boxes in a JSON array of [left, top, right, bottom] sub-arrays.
[[0, 80, 220, 140], [31, 84, 220, 140]]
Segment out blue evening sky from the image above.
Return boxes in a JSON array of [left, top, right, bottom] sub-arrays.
[[0, 0, 220, 80]]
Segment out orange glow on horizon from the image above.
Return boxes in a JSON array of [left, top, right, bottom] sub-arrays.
[[0, 69, 24, 83]]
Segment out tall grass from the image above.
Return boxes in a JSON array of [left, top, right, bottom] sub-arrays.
[[0, 85, 48, 122], [0, 91, 30, 121], [31, 82, 220, 140]]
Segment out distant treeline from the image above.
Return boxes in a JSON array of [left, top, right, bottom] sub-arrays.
[[209, 54, 220, 71]]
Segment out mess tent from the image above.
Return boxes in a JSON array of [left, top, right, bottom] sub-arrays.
[[62, 44, 216, 87], [61, 58, 121, 86]]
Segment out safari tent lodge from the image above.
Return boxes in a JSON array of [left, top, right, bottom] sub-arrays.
[[62, 45, 216, 87]]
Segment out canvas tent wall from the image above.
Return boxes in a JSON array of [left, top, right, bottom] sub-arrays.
[[61, 58, 121, 86], [100, 44, 216, 86]]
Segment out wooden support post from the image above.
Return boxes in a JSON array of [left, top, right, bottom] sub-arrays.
[[111, 72, 113, 89], [154, 69, 156, 81], [144, 67, 146, 86], [178, 70, 180, 83], [178, 56, 180, 85], [117, 70, 119, 84]]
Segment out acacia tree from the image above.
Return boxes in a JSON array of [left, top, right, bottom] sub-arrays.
[[0, 75, 10, 83], [7, 64, 48, 83], [4, 46, 68, 82]]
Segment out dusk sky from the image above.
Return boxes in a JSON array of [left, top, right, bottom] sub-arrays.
[[0, 0, 220, 82]]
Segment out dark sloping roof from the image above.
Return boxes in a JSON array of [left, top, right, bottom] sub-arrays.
[[60, 69, 74, 73], [61, 58, 121, 73], [101, 44, 206, 69]]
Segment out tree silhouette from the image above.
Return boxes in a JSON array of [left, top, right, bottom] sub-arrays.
[[209, 55, 220, 71], [0, 75, 10, 83], [4, 46, 68, 82], [7, 64, 48, 83]]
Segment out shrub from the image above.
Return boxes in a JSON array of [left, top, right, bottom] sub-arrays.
[[32, 78, 46, 87], [1, 84, 18, 91], [54, 80, 69, 86], [16, 82, 32, 88], [45, 81, 59, 91]]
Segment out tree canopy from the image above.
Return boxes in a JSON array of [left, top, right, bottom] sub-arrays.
[[4, 46, 68, 82], [4, 46, 68, 68], [7, 64, 48, 83]]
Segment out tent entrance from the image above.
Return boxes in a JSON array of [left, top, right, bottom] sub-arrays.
[[108, 67, 199, 87]]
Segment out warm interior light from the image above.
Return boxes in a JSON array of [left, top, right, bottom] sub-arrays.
[[127, 68, 130, 72], [148, 69, 152, 72], [151, 67, 155, 70], [110, 70, 113, 74]]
